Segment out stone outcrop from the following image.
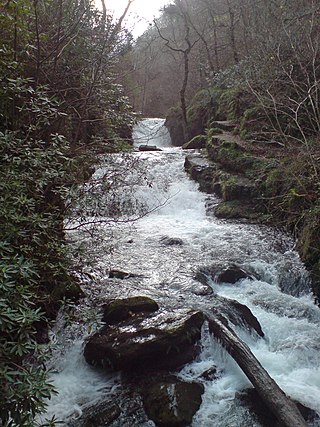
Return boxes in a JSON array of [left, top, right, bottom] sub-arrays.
[[184, 154, 217, 194]]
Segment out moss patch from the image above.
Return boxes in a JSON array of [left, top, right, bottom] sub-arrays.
[[214, 200, 266, 221]]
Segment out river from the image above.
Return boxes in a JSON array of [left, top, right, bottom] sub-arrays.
[[40, 119, 320, 426]]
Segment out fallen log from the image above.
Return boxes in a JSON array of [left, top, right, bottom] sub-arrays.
[[206, 313, 307, 427]]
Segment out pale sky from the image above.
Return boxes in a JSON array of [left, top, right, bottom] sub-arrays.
[[97, 0, 171, 37]]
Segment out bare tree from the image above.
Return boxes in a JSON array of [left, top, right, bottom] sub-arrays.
[[154, 1, 199, 139]]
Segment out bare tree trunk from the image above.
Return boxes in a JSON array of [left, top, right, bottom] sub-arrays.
[[227, 1, 239, 64], [207, 314, 308, 427], [180, 50, 190, 140]]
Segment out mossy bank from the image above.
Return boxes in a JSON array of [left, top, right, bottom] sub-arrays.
[[166, 87, 320, 302]]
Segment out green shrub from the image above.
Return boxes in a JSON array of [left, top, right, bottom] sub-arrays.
[[0, 244, 55, 426]]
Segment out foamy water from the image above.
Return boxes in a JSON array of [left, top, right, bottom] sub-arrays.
[[40, 119, 320, 426]]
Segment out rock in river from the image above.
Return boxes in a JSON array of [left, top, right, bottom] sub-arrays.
[[84, 306, 204, 372], [142, 375, 204, 427]]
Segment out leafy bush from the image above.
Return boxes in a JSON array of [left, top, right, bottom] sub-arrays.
[[0, 244, 55, 426], [0, 77, 79, 425]]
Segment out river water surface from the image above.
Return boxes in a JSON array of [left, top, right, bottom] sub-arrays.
[[41, 119, 320, 426]]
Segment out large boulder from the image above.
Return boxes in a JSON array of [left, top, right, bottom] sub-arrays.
[[84, 308, 204, 372], [142, 376, 204, 427]]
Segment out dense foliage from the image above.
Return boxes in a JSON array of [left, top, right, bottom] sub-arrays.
[[0, 0, 135, 424]]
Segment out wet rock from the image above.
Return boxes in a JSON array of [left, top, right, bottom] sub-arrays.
[[102, 296, 159, 324], [142, 376, 204, 427], [160, 236, 184, 246], [84, 309, 204, 372], [216, 266, 253, 284], [108, 269, 136, 279], [224, 299, 264, 337], [182, 135, 206, 149], [184, 154, 216, 194], [200, 366, 220, 381], [70, 401, 120, 427], [196, 264, 254, 285], [165, 108, 185, 146], [138, 145, 162, 151], [191, 283, 214, 296]]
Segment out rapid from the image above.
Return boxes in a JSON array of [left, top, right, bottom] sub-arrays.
[[39, 119, 320, 426]]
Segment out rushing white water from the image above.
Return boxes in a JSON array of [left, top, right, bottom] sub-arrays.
[[41, 118, 320, 426]]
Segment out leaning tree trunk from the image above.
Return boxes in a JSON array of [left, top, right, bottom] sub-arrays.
[[206, 313, 307, 427]]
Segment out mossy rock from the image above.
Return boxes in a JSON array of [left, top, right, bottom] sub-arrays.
[[187, 88, 220, 138], [214, 200, 265, 221], [206, 135, 257, 173], [239, 105, 271, 141], [143, 376, 204, 427], [217, 87, 253, 120], [182, 135, 206, 149], [102, 296, 159, 323], [221, 176, 257, 201]]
